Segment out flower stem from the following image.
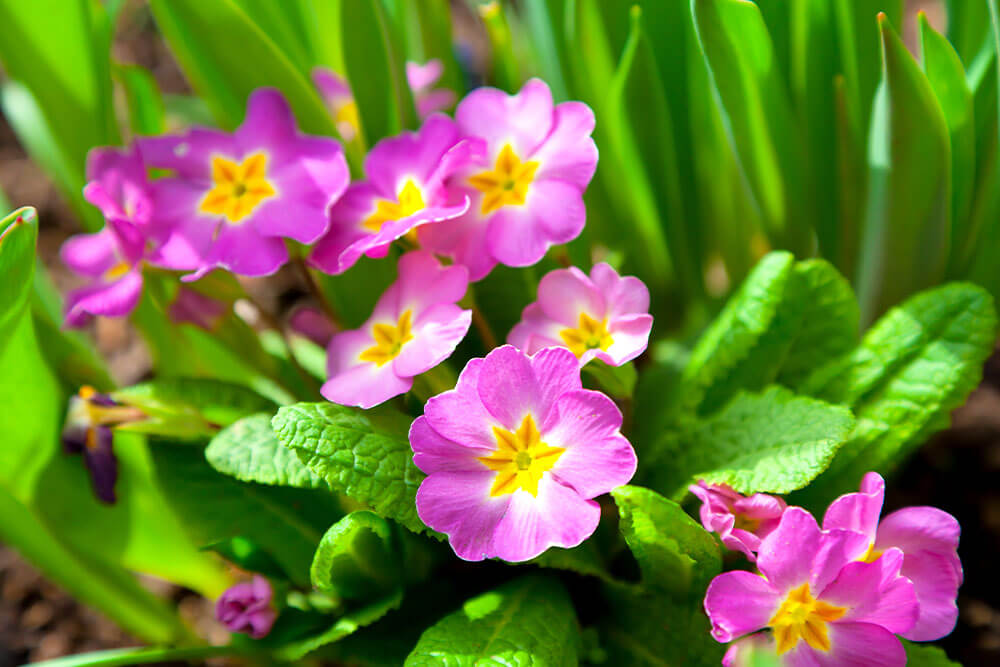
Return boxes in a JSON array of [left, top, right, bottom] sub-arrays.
[[246, 293, 323, 400], [294, 256, 342, 329]]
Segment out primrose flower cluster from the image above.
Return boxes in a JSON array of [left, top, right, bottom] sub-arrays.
[[694, 474, 962, 666], [62, 65, 653, 565]]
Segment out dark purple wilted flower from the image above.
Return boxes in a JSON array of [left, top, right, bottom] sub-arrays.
[[216, 575, 276, 639], [62, 386, 143, 504]]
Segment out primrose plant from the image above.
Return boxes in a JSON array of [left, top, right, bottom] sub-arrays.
[[0, 1, 997, 666]]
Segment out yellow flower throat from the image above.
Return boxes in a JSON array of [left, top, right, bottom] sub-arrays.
[[769, 584, 846, 655], [478, 415, 564, 497], [468, 144, 540, 215], [359, 310, 414, 366], [559, 313, 613, 358], [200, 153, 276, 223]]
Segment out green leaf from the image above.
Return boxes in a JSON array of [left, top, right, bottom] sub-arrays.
[[341, 0, 418, 145], [206, 413, 325, 488], [277, 590, 404, 662], [612, 485, 721, 597], [798, 283, 997, 504], [647, 386, 855, 498], [148, 442, 339, 586], [116, 378, 277, 438], [855, 15, 952, 324], [115, 63, 166, 136], [311, 511, 402, 600], [532, 540, 612, 583], [0, 208, 38, 351], [405, 575, 580, 666], [919, 15, 978, 273], [902, 640, 961, 666], [272, 402, 429, 535], [693, 0, 809, 253], [148, 0, 335, 135]]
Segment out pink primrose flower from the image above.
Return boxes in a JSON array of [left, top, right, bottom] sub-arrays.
[[168, 287, 227, 331], [688, 481, 787, 562], [407, 59, 457, 119], [822, 472, 962, 641], [705, 507, 919, 666], [310, 114, 481, 275], [321, 251, 471, 408], [410, 345, 637, 562], [418, 78, 598, 280], [216, 575, 276, 639], [312, 67, 361, 142], [138, 88, 349, 280], [507, 262, 652, 366]]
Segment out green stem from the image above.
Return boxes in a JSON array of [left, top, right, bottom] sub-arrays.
[[247, 294, 323, 400], [29, 645, 246, 667], [293, 256, 342, 329]]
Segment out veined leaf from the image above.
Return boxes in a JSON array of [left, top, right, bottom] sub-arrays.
[[612, 485, 721, 597], [903, 640, 961, 666], [311, 511, 402, 600], [647, 386, 855, 498], [405, 575, 579, 666], [206, 413, 325, 489], [798, 283, 997, 504], [277, 590, 404, 662], [271, 402, 428, 534], [855, 15, 951, 324]]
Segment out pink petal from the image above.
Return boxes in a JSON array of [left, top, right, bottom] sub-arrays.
[[423, 358, 500, 450], [485, 178, 586, 267], [821, 548, 918, 635], [320, 361, 412, 409], [65, 268, 144, 327], [532, 101, 598, 189], [416, 208, 496, 281], [756, 507, 824, 592], [392, 303, 471, 378], [137, 128, 235, 182], [507, 302, 562, 354], [235, 88, 297, 157], [604, 313, 654, 365], [490, 476, 601, 562], [529, 346, 584, 428], [787, 622, 906, 667], [325, 328, 374, 378], [455, 78, 554, 158], [415, 470, 511, 561], [703, 571, 781, 643], [875, 506, 961, 582], [409, 416, 490, 475], [822, 472, 885, 550], [309, 182, 380, 275], [898, 550, 961, 641], [60, 230, 118, 278], [546, 390, 635, 498], [537, 266, 606, 326], [406, 59, 444, 92], [364, 114, 461, 196], [417, 89, 458, 119], [590, 262, 651, 319], [476, 345, 539, 429], [394, 250, 470, 316], [190, 224, 288, 279]]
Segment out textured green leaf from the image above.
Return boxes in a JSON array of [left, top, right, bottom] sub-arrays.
[[116, 378, 277, 438], [532, 540, 611, 583], [799, 283, 997, 503], [855, 15, 952, 323], [649, 386, 855, 497], [149, 442, 338, 586], [272, 402, 428, 534], [902, 640, 961, 666], [612, 485, 721, 597], [311, 511, 402, 600], [693, 0, 809, 253], [405, 575, 579, 666], [919, 15, 977, 272], [206, 413, 325, 488], [277, 590, 404, 662]]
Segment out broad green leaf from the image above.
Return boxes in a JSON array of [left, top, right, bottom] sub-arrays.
[[612, 485, 721, 597], [148, 0, 335, 135], [116, 377, 277, 438], [206, 413, 325, 488], [0, 0, 116, 230], [149, 442, 339, 586], [600, 582, 724, 667], [203, 536, 287, 581], [855, 16, 951, 323], [532, 540, 612, 583], [647, 386, 855, 498], [229, 0, 315, 73], [405, 575, 579, 666], [272, 402, 427, 534], [947, 0, 991, 67], [396, 1, 464, 96], [115, 64, 166, 136], [341, 0, 418, 146], [277, 590, 404, 662], [919, 15, 977, 272], [799, 283, 997, 503], [680, 251, 795, 415], [311, 511, 402, 600], [0, 209, 38, 350], [902, 640, 961, 666], [693, 0, 809, 254]]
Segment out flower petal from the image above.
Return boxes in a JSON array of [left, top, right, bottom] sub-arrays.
[[704, 571, 781, 643], [409, 416, 490, 474], [822, 471, 885, 551], [821, 548, 918, 635], [60, 230, 118, 278], [392, 303, 471, 378], [875, 506, 962, 582], [485, 179, 585, 268], [590, 262, 650, 319], [65, 268, 144, 328], [455, 78, 554, 158], [415, 470, 511, 561], [423, 358, 499, 450], [320, 361, 412, 409], [898, 550, 961, 641], [787, 622, 906, 667], [536, 266, 606, 326], [532, 101, 598, 189]]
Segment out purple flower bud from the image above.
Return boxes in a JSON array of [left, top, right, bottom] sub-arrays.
[[216, 576, 276, 639], [169, 287, 227, 331]]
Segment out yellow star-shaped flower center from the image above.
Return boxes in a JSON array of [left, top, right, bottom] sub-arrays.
[[199, 153, 276, 223], [559, 312, 614, 358], [769, 583, 846, 655], [468, 144, 540, 215], [358, 310, 414, 366], [478, 415, 564, 497], [362, 180, 426, 233]]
